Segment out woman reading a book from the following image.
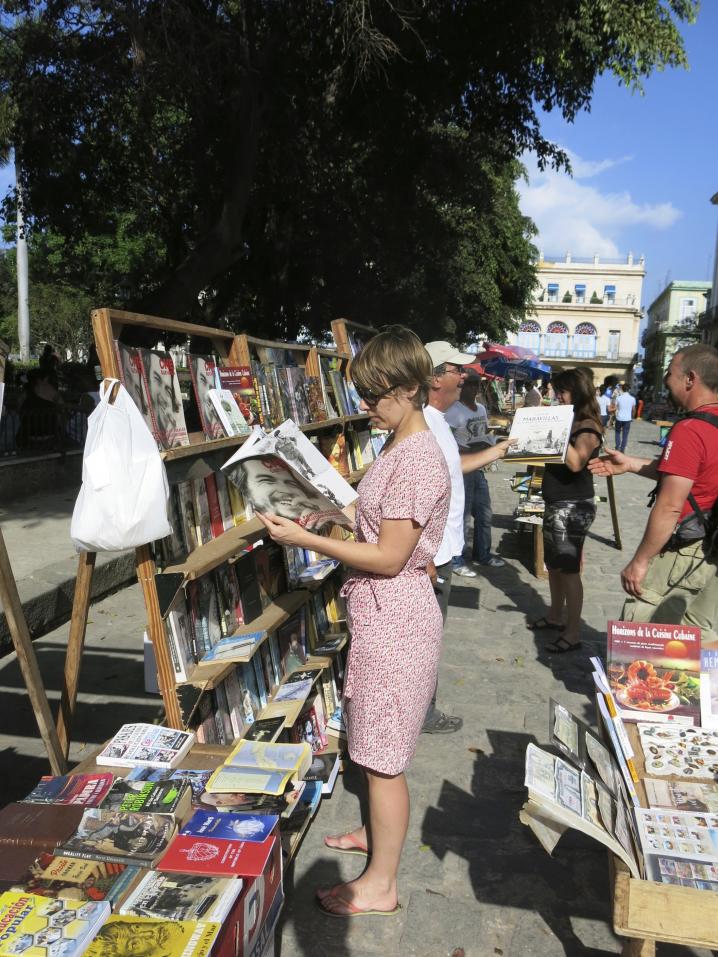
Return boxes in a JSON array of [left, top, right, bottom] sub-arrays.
[[530, 368, 602, 653], [257, 326, 450, 919]]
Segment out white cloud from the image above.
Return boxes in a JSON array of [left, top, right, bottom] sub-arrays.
[[517, 150, 681, 258]]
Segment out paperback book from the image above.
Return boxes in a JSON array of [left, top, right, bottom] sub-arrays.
[[607, 619, 701, 724], [0, 892, 110, 957], [638, 724, 718, 780], [180, 810, 277, 844], [17, 853, 139, 907], [95, 724, 195, 770], [99, 779, 192, 820], [157, 833, 275, 879], [114, 341, 159, 442], [644, 778, 718, 814], [140, 348, 190, 449], [700, 648, 718, 730], [84, 915, 220, 957], [215, 366, 261, 425], [189, 355, 224, 440], [205, 741, 312, 797], [22, 774, 115, 808], [207, 389, 251, 437], [57, 809, 177, 868], [504, 405, 574, 464], [119, 870, 243, 923]]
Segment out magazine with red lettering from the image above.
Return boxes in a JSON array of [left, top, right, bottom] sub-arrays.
[[607, 619, 701, 725], [140, 348, 190, 449]]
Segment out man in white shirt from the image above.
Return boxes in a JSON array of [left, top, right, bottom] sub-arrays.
[[614, 387, 637, 452], [597, 387, 611, 427], [422, 341, 512, 733], [445, 377, 504, 571]]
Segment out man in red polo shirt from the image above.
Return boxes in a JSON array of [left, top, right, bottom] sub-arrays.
[[588, 344, 718, 641]]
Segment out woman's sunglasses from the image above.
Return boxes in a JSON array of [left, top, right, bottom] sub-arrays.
[[354, 385, 396, 407]]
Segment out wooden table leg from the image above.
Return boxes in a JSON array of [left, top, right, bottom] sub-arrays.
[[56, 550, 96, 759], [0, 525, 66, 775], [620, 937, 655, 957], [607, 474, 623, 550], [533, 524, 547, 579]]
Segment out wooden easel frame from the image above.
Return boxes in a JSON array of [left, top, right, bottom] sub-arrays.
[[59, 309, 371, 757]]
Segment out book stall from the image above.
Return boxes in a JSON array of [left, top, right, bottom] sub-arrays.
[[0, 313, 381, 956], [521, 619, 718, 956]]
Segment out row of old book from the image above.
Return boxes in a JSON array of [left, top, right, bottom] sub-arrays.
[[115, 340, 366, 452], [0, 725, 340, 956]]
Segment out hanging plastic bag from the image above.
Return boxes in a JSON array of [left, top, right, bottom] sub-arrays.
[[71, 379, 172, 551]]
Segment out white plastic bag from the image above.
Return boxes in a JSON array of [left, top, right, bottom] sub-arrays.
[[71, 379, 172, 551]]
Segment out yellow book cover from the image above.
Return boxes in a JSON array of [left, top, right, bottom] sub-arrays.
[[0, 891, 110, 956], [84, 916, 219, 957], [205, 741, 312, 796]]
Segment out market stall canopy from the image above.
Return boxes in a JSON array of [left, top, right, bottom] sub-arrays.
[[469, 356, 551, 381]]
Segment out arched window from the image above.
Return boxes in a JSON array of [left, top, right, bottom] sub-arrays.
[[545, 321, 569, 357], [518, 320, 540, 353], [573, 321, 597, 359]]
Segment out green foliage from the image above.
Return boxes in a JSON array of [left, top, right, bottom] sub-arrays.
[[562, 290, 573, 303], [590, 290, 602, 304], [0, 0, 696, 343]]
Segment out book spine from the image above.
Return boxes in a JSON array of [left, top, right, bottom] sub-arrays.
[[204, 474, 225, 539]]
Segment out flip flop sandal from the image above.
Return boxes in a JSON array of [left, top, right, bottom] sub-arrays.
[[529, 616, 565, 631], [421, 712, 463, 734], [545, 636, 582, 654], [316, 893, 401, 919], [324, 833, 370, 857]]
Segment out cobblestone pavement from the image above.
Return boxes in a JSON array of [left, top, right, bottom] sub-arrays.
[[0, 418, 709, 956]]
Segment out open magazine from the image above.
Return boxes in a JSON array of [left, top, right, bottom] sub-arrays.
[[222, 418, 357, 531]]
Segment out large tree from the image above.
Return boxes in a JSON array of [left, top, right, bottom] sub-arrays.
[[0, 1, 697, 342]]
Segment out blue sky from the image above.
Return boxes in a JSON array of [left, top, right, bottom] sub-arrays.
[[1, 5, 715, 315], [518, 3, 718, 311]]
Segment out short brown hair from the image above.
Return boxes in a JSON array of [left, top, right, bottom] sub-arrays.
[[675, 344, 718, 392], [349, 324, 433, 409]]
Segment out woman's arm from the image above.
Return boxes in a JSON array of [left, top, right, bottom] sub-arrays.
[[564, 421, 601, 473], [257, 512, 423, 577]]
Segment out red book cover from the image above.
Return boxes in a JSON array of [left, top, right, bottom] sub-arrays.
[[607, 619, 702, 725], [217, 366, 261, 426], [157, 833, 275, 878], [204, 474, 225, 539]]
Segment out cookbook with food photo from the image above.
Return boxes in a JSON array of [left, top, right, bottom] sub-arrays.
[[607, 620, 702, 725]]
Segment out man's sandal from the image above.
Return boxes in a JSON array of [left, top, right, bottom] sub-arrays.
[[545, 636, 582, 654]]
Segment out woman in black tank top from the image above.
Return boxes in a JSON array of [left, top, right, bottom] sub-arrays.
[[530, 369, 602, 653]]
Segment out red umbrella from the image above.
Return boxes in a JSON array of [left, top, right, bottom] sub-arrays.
[[479, 342, 522, 359], [464, 360, 501, 380]]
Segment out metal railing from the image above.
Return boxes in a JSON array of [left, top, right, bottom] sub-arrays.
[[0, 394, 88, 457]]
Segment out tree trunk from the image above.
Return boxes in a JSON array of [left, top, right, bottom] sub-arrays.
[[16, 160, 30, 361]]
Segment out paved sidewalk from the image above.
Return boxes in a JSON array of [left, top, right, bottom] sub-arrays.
[[0, 418, 708, 956]]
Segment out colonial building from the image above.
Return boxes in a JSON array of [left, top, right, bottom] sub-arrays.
[[642, 280, 711, 397], [509, 252, 645, 383]]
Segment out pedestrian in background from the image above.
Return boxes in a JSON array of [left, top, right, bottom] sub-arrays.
[[614, 385, 636, 452]]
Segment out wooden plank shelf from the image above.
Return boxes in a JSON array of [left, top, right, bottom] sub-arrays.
[[162, 517, 265, 582], [187, 589, 312, 688], [160, 432, 251, 463]]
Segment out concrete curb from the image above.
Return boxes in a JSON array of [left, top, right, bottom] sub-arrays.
[[0, 550, 137, 654]]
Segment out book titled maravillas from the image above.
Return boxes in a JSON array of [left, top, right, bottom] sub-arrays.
[[205, 740, 312, 797], [505, 405, 574, 464]]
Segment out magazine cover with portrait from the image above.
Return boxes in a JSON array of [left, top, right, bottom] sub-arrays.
[[140, 348, 190, 449]]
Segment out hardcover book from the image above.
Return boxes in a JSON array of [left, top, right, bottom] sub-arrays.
[[96, 724, 195, 770], [607, 620, 701, 724], [504, 405, 574, 464], [0, 891, 110, 957], [22, 774, 114, 808], [84, 915, 220, 957], [119, 870, 243, 923], [189, 355, 224, 440], [140, 348, 190, 449], [57, 810, 177, 868], [303, 753, 340, 795], [157, 834, 275, 879], [0, 804, 87, 884]]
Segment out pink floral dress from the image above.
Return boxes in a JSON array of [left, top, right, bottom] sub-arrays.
[[340, 430, 450, 774]]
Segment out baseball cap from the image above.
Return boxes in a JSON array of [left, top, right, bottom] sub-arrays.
[[424, 341, 475, 369]]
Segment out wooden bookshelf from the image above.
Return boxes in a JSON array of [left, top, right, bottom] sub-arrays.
[[188, 589, 312, 687], [330, 317, 377, 358], [161, 517, 265, 582], [160, 432, 251, 463]]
